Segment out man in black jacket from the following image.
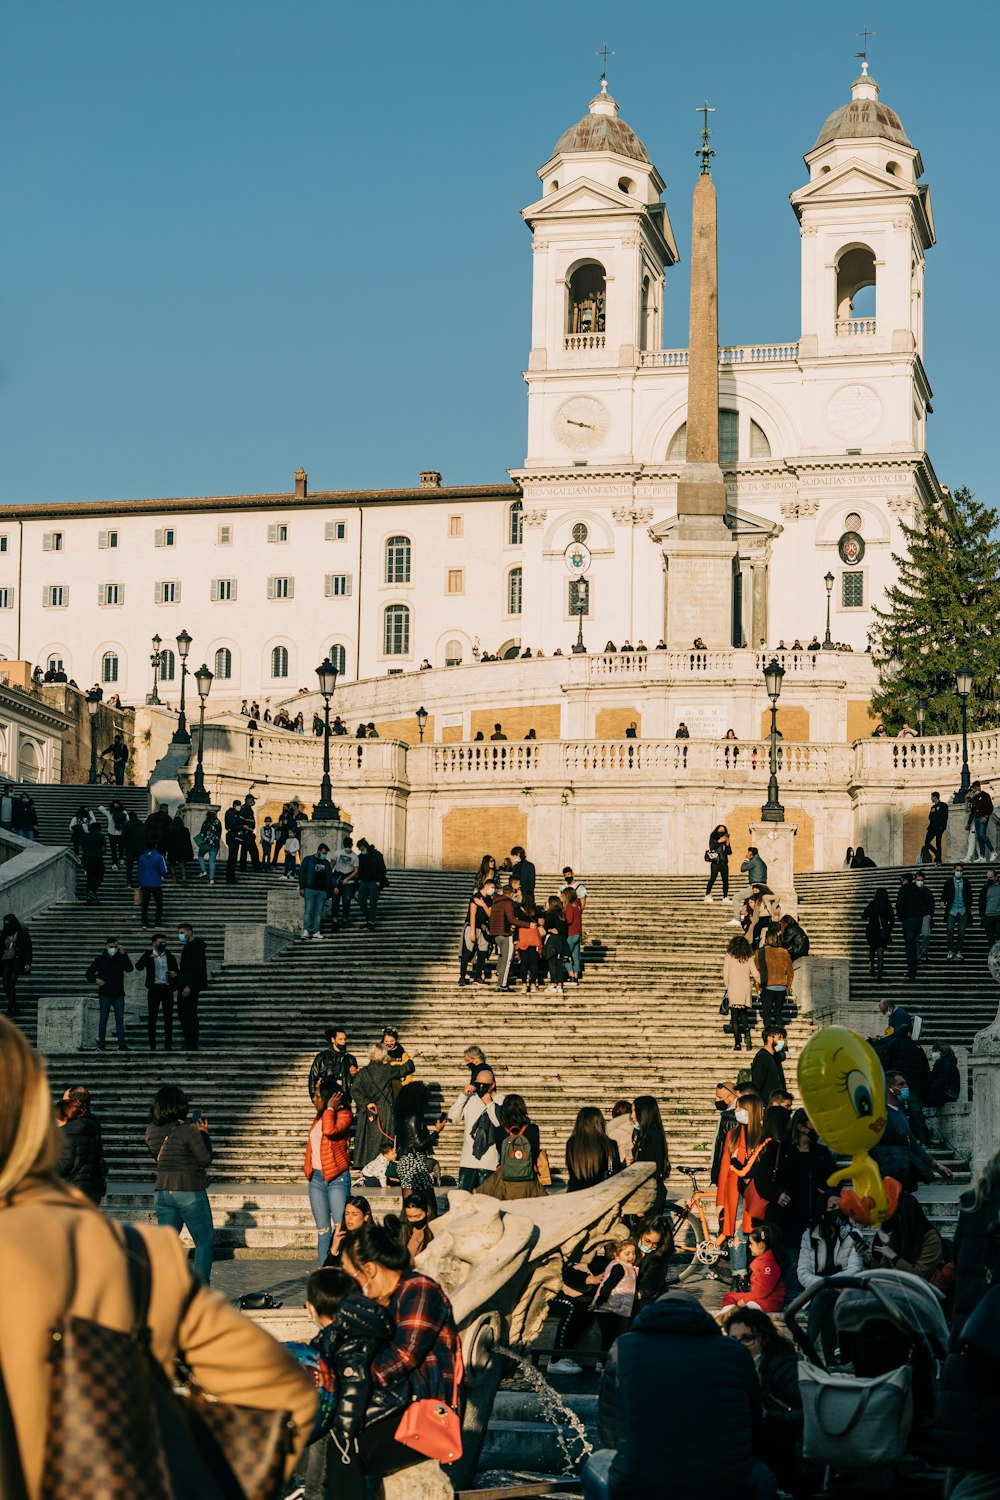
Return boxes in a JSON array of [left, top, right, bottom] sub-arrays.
[[84, 937, 134, 1051], [940, 862, 975, 962], [510, 845, 536, 902], [586, 1293, 774, 1499], [710, 1081, 738, 1187], [921, 791, 949, 864], [223, 799, 243, 884], [356, 839, 389, 930], [308, 1027, 359, 1100], [237, 793, 260, 871], [136, 933, 179, 1051], [896, 873, 926, 979], [751, 1028, 787, 1103], [174, 922, 208, 1051]]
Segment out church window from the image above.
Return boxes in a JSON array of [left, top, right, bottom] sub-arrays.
[[47, 655, 64, 674], [214, 647, 233, 680], [841, 572, 865, 609], [101, 651, 119, 685], [836, 246, 876, 328], [159, 648, 176, 682], [566, 263, 606, 336], [509, 501, 523, 546], [749, 420, 771, 459], [386, 535, 411, 584], [886, 161, 900, 177], [328, 644, 347, 675], [384, 604, 410, 656], [618, 177, 634, 194], [271, 645, 289, 679], [719, 410, 739, 466], [640, 276, 650, 351], [844, 512, 863, 533], [507, 566, 522, 616], [568, 579, 591, 617], [571, 522, 589, 544], [444, 639, 463, 666]]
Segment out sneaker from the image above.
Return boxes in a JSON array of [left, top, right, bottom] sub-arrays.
[[118, 1044, 130, 1052], [96, 1040, 106, 1052], [198, 871, 207, 879], [547, 1357, 583, 1376], [302, 929, 310, 939], [366, 921, 375, 930], [284, 1488, 306, 1500], [703, 896, 713, 904], [313, 932, 324, 941], [957, 952, 965, 961], [946, 951, 953, 960], [209, 879, 215, 886], [726, 918, 742, 927]]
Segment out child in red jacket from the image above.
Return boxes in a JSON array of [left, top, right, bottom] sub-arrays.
[[722, 1224, 788, 1313]]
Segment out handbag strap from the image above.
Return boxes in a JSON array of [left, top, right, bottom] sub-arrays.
[[122, 1222, 154, 1341]]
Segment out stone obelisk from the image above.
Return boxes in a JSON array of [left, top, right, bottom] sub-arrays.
[[663, 109, 737, 648]]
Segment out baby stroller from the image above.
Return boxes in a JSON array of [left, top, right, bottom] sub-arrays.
[[784, 1269, 949, 1495]]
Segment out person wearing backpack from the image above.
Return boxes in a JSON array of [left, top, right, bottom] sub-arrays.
[[476, 1094, 545, 1201]]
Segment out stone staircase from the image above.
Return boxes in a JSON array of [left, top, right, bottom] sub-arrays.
[[5, 781, 151, 848], [6, 786, 979, 1250]]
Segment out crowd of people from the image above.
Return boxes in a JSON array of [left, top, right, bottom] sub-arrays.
[[453, 849, 586, 993]]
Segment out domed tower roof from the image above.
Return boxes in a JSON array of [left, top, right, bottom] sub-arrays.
[[552, 79, 650, 164], [812, 66, 911, 151]]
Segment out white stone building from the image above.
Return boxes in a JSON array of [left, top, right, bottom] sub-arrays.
[[0, 67, 940, 704]]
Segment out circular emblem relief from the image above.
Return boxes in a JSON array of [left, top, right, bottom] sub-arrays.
[[564, 541, 593, 576], [838, 531, 866, 566], [827, 385, 882, 441]]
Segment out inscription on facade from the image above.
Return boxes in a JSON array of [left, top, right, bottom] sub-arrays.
[[580, 811, 670, 874]]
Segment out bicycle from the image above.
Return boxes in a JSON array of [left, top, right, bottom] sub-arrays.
[[667, 1164, 732, 1285]]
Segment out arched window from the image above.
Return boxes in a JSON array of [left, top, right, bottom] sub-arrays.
[[640, 275, 650, 351], [571, 522, 589, 543], [159, 647, 176, 682], [17, 739, 41, 784], [328, 644, 347, 675], [667, 408, 741, 464], [750, 420, 772, 458], [385, 535, 411, 584], [836, 245, 876, 328], [214, 647, 232, 680], [507, 566, 523, 616], [101, 651, 119, 684], [47, 654, 64, 674], [384, 604, 410, 656], [566, 262, 606, 336], [444, 639, 463, 666], [509, 500, 523, 546], [271, 645, 289, 679]]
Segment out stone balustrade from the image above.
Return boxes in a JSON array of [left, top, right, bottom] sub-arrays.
[[639, 340, 800, 368], [835, 317, 877, 337], [586, 648, 870, 681], [563, 333, 606, 351]]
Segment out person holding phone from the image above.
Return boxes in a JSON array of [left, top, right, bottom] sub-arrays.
[[145, 1084, 214, 1283]]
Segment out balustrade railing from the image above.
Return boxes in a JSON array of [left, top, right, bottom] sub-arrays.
[[835, 317, 876, 337], [639, 341, 800, 369], [586, 649, 869, 680], [428, 742, 540, 777], [564, 333, 606, 352]]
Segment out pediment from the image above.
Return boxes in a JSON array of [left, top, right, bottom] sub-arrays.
[[791, 157, 915, 208], [649, 506, 781, 543], [523, 176, 645, 221]]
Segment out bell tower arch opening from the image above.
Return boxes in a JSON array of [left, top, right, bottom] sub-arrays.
[[566, 261, 606, 338], [835, 244, 877, 329]]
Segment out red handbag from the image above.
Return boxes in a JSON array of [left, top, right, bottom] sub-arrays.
[[394, 1344, 464, 1464]]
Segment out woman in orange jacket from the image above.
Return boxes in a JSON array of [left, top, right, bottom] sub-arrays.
[[716, 1093, 771, 1292], [304, 1081, 354, 1263]]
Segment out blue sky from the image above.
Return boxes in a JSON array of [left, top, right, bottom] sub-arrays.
[[2, 0, 995, 506]]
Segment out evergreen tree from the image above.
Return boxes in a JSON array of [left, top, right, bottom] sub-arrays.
[[869, 486, 1000, 734]]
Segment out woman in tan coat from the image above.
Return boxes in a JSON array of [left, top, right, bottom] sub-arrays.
[[753, 929, 794, 1032], [0, 1017, 316, 1498]]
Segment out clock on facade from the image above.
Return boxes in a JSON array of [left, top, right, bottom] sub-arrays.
[[552, 397, 611, 453]]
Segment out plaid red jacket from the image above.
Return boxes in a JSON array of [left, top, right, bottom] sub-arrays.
[[370, 1270, 464, 1412]]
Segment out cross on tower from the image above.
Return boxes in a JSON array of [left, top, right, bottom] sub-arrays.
[[855, 23, 876, 71], [595, 42, 614, 82], [696, 100, 716, 175]]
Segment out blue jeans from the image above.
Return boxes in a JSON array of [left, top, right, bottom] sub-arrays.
[[566, 933, 582, 977], [358, 881, 381, 925], [975, 817, 995, 858], [302, 888, 327, 934], [198, 845, 217, 879], [308, 1168, 351, 1263], [154, 1188, 214, 1283], [729, 1190, 748, 1272], [98, 993, 126, 1046]]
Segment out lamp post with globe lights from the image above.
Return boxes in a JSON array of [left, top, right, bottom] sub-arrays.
[[171, 629, 193, 745], [760, 657, 786, 822], [314, 658, 340, 820], [86, 690, 101, 784], [954, 665, 973, 804], [822, 572, 835, 650], [187, 664, 214, 803], [149, 634, 163, 706]]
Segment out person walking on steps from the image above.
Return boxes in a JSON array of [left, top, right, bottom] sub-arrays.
[[145, 1084, 215, 1284], [223, 798, 243, 884], [136, 932, 180, 1051], [941, 862, 975, 962], [136, 842, 168, 928], [299, 843, 335, 940], [196, 807, 222, 883], [753, 931, 793, 1032], [723, 935, 756, 1052], [489, 882, 518, 991], [896, 872, 926, 980], [0, 913, 32, 1019], [84, 935, 134, 1051], [122, 810, 147, 888], [862, 887, 894, 977], [238, 794, 260, 872], [79, 821, 105, 905], [356, 838, 389, 930], [921, 791, 949, 864], [968, 781, 996, 862], [174, 922, 208, 1051], [751, 1028, 787, 1103], [101, 731, 130, 786], [705, 824, 732, 905]]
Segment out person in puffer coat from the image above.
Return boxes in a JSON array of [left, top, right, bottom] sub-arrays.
[[586, 1292, 777, 1500]]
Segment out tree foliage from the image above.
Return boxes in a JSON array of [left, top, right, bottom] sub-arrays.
[[869, 486, 1000, 734]]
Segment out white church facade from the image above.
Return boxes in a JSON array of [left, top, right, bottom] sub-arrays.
[[0, 67, 940, 705]]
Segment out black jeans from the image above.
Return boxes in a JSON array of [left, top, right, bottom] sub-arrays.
[[239, 837, 260, 869], [901, 916, 921, 977], [706, 861, 729, 897], [921, 825, 943, 863], [327, 1409, 424, 1500], [2, 959, 20, 1013], [140, 885, 163, 926], [147, 984, 174, 1049], [226, 840, 239, 883], [177, 987, 200, 1050], [761, 987, 786, 1030]]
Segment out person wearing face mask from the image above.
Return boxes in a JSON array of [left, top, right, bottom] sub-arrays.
[[633, 1215, 675, 1305], [84, 936, 135, 1051], [136, 932, 180, 1052], [396, 1189, 436, 1263], [710, 1082, 739, 1187], [173, 921, 208, 1052], [940, 862, 974, 962], [927, 1042, 961, 1108], [872, 1190, 943, 1280], [298, 842, 335, 940], [912, 869, 936, 965], [751, 1027, 787, 1104], [797, 1199, 865, 1359], [873, 1072, 954, 1192], [895, 872, 928, 980], [448, 1067, 505, 1191], [716, 1093, 771, 1293], [980, 868, 1000, 951]]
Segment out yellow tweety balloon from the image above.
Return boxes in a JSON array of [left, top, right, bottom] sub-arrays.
[[797, 1026, 890, 1227]]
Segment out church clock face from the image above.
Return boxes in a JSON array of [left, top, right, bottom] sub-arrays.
[[827, 384, 882, 442], [552, 396, 610, 453]]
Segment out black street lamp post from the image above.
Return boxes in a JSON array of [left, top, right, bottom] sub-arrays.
[[822, 572, 835, 650], [314, 658, 339, 820], [150, 633, 162, 706], [954, 665, 973, 804], [760, 657, 786, 822], [416, 706, 428, 743], [187, 664, 214, 803], [916, 700, 926, 737], [570, 579, 589, 655], [86, 690, 101, 784], [171, 629, 193, 744]]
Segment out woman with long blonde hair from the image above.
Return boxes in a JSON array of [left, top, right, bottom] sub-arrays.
[[0, 1018, 315, 1498]]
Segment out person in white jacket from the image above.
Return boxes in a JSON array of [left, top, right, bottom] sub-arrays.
[[448, 1068, 504, 1194], [798, 1207, 865, 1360]]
